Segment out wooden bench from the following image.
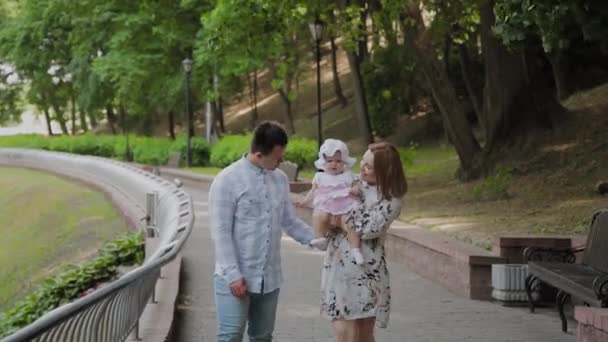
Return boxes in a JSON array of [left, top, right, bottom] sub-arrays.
[[524, 209, 608, 333]]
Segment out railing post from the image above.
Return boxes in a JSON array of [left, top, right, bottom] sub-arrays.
[[145, 192, 159, 238], [134, 320, 141, 341]]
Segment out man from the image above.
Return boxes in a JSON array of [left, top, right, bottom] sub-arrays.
[[208, 121, 314, 342]]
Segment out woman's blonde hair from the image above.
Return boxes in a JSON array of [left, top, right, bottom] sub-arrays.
[[369, 142, 407, 200]]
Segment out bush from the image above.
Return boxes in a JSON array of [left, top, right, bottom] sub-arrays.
[[209, 134, 318, 169], [169, 136, 211, 167], [50, 135, 115, 157], [471, 167, 512, 201], [209, 134, 251, 168], [398, 144, 417, 167], [0, 232, 144, 338], [0, 134, 50, 149], [285, 138, 317, 168], [0, 134, 213, 166], [131, 137, 170, 165]]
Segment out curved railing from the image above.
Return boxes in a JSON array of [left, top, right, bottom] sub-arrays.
[[0, 148, 194, 342]]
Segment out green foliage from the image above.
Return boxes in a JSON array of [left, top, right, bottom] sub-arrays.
[[398, 144, 417, 168], [471, 167, 512, 201], [0, 134, 211, 166], [0, 232, 144, 338], [169, 136, 212, 167], [284, 138, 317, 169], [361, 45, 417, 137], [209, 134, 251, 168], [494, 0, 608, 53], [209, 134, 317, 169]]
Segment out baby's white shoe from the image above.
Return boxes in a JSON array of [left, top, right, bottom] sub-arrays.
[[310, 237, 328, 251]]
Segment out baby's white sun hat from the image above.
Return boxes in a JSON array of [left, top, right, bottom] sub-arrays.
[[314, 138, 356, 170]]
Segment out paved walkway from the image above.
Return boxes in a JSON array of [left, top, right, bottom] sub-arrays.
[[173, 184, 576, 342]]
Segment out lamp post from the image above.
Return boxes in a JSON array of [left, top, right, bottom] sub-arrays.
[[182, 58, 193, 167], [309, 16, 324, 149]]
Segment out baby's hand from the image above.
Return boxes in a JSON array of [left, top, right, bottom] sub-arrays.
[[294, 200, 307, 208], [350, 184, 361, 197]]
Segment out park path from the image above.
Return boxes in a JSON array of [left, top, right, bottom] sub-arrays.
[[172, 183, 575, 342]]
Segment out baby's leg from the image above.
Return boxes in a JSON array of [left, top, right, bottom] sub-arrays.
[[310, 211, 330, 250], [312, 211, 331, 238], [341, 215, 365, 265]]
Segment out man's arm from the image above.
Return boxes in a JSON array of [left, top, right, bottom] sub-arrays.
[[208, 173, 242, 284], [280, 175, 314, 244]]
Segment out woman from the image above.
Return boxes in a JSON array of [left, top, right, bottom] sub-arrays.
[[320, 142, 407, 342]]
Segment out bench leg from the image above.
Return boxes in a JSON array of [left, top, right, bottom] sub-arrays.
[[556, 290, 570, 333], [525, 274, 537, 313]]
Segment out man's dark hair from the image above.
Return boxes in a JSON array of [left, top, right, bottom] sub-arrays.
[[251, 121, 288, 155]]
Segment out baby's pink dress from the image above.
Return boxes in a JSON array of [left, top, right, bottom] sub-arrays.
[[312, 171, 358, 215]]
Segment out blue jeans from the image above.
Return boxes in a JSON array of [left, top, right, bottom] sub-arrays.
[[214, 275, 280, 342]]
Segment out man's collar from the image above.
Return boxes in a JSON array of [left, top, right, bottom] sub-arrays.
[[242, 153, 266, 174]]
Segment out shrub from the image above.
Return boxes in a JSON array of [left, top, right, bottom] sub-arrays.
[[471, 167, 512, 201], [0, 232, 144, 338], [169, 136, 211, 167], [284, 138, 318, 169], [209, 134, 251, 168]]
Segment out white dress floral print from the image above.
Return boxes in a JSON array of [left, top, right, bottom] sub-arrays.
[[320, 182, 402, 328]]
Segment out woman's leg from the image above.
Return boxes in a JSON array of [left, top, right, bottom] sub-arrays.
[[332, 319, 357, 342], [354, 318, 376, 342]]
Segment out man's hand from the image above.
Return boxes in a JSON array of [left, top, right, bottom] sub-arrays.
[[229, 278, 248, 298]]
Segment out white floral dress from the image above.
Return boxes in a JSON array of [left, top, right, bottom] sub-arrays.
[[320, 182, 402, 328]]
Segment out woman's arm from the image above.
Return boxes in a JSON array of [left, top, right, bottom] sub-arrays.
[[346, 198, 402, 240]]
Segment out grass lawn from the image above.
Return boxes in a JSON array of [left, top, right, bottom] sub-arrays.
[[0, 167, 129, 310]]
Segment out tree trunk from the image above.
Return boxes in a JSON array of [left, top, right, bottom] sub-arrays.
[[43, 108, 54, 136], [405, 4, 481, 179], [106, 105, 117, 134], [345, 51, 374, 145], [79, 109, 89, 132], [52, 104, 69, 135], [277, 90, 295, 134], [444, 34, 452, 74], [216, 96, 225, 133], [248, 71, 259, 129], [547, 49, 573, 100], [210, 99, 222, 140], [357, 0, 369, 62], [330, 36, 348, 107], [88, 111, 97, 129], [168, 110, 176, 140], [70, 96, 77, 135], [458, 44, 483, 128], [479, 0, 567, 153]]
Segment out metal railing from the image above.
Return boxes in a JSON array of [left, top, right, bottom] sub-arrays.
[[0, 148, 194, 342]]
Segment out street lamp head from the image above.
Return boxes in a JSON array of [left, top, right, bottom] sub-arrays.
[[309, 17, 324, 42], [182, 58, 193, 73]]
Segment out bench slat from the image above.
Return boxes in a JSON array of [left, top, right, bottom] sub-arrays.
[[529, 262, 602, 305]]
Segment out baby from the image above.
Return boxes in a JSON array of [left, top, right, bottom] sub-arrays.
[[298, 139, 364, 265]]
